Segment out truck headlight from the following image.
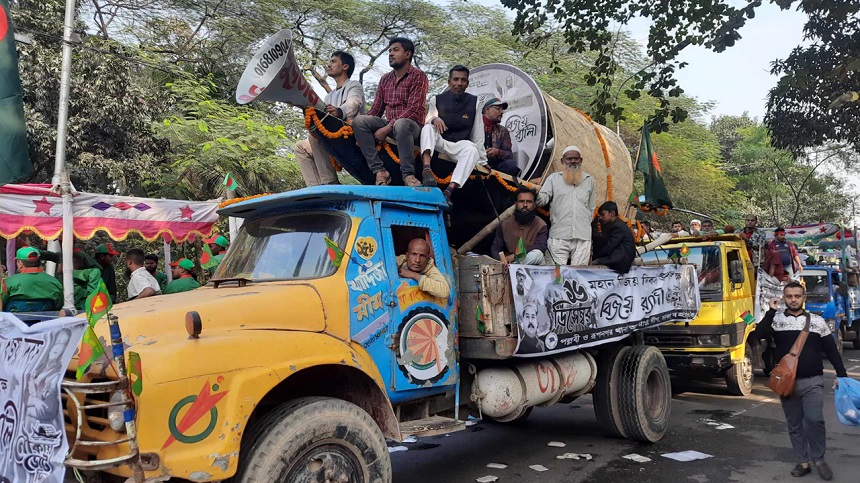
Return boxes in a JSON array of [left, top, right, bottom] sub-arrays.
[[698, 335, 719, 346], [108, 391, 127, 432]]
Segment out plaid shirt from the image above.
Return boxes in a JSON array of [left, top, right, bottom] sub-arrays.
[[367, 65, 428, 126], [484, 118, 514, 165], [735, 227, 767, 266]]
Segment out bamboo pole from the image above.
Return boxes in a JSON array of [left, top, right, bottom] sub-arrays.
[[457, 205, 516, 254]]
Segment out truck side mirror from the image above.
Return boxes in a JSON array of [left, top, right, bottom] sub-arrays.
[[729, 259, 744, 284]]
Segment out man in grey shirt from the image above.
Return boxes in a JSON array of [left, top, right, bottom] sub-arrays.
[[295, 51, 365, 187], [536, 145, 596, 266]]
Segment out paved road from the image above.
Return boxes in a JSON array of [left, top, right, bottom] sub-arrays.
[[391, 348, 860, 483]]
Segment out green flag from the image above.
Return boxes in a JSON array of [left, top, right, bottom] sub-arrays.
[[476, 304, 486, 333], [324, 236, 344, 268], [76, 326, 105, 380], [200, 241, 219, 269], [0, 1, 31, 184], [635, 124, 672, 209], [223, 173, 238, 191], [128, 352, 143, 396], [515, 237, 526, 263], [85, 280, 112, 326]]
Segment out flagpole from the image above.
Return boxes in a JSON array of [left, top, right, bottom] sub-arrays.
[[52, 0, 78, 309], [226, 188, 238, 241]]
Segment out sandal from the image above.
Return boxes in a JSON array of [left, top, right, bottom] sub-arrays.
[[375, 170, 391, 186], [422, 168, 437, 188], [403, 175, 422, 187]]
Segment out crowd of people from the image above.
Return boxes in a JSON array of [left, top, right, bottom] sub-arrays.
[[0, 232, 224, 312]]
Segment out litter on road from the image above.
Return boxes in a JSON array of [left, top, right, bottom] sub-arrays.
[[661, 451, 713, 462], [486, 463, 508, 469], [557, 453, 592, 460], [547, 441, 566, 447], [402, 435, 418, 443], [388, 446, 409, 453], [622, 454, 652, 463], [476, 476, 498, 483], [529, 465, 549, 472]]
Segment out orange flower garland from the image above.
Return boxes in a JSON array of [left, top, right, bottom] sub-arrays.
[[304, 107, 353, 139], [218, 192, 272, 209]]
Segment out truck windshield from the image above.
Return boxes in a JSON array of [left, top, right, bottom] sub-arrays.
[[802, 272, 832, 303], [212, 212, 350, 281], [639, 246, 722, 302]]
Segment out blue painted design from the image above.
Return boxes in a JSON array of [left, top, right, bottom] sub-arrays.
[[123, 408, 135, 423], [111, 343, 123, 357], [109, 323, 122, 340]]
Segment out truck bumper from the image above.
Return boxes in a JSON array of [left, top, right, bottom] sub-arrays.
[[663, 352, 732, 374]]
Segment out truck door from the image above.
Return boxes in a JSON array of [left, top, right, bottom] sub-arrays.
[[726, 248, 752, 346], [377, 204, 457, 396]]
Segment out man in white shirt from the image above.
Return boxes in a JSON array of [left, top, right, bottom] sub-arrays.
[[295, 51, 366, 187], [536, 146, 596, 266], [125, 249, 161, 300], [419, 65, 487, 207]]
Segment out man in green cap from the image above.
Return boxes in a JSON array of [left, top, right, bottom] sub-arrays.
[[205, 235, 229, 269], [163, 258, 201, 294], [144, 253, 168, 291], [1, 247, 64, 311], [72, 250, 103, 310], [94, 243, 120, 301]]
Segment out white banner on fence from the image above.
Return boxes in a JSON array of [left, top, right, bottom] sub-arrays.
[[0, 314, 86, 483], [509, 264, 701, 356]]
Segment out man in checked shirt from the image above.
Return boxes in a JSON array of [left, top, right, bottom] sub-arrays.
[[352, 37, 429, 187]]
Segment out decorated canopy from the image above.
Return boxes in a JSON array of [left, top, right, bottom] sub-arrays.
[[0, 184, 220, 242], [759, 223, 849, 246]]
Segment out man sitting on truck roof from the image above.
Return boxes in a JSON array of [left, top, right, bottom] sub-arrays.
[[491, 186, 547, 266], [482, 97, 519, 177], [592, 201, 636, 274], [396, 238, 450, 299], [419, 65, 487, 206]]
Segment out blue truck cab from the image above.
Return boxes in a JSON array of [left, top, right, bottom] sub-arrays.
[[801, 265, 856, 351]]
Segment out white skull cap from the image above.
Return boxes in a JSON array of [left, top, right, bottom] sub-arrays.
[[562, 145, 581, 156]]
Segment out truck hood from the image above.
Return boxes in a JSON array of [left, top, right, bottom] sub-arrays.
[[97, 283, 327, 344]]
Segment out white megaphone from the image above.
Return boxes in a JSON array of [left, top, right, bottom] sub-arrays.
[[236, 30, 326, 110]]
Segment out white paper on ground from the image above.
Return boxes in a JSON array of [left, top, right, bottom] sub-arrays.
[[556, 453, 593, 460], [714, 424, 734, 430], [529, 465, 549, 472], [388, 446, 408, 453], [486, 463, 508, 469], [476, 476, 498, 483], [465, 420, 478, 426], [623, 454, 652, 463], [402, 435, 418, 443], [661, 451, 713, 462], [547, 441, 566, 447]]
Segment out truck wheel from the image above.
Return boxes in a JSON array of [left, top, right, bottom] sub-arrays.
[[593, 345, 631, 439], [726, 344, 753, 396], [618, 346, 671, 443], [231, 397, 391, 483]]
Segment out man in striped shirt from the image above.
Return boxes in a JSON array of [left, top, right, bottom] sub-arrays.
[[352, 37, 429, 187]]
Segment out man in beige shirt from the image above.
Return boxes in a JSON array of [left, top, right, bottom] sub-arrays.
[[536, 146, 596, 266], [396, 238, 449, 298]]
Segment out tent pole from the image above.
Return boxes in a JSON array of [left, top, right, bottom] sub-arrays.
[[60, 172, 74, 309], [163, 237, 173, 284]]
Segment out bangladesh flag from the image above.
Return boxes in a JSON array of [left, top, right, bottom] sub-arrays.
[[476, 304, 486, 333], [635, 124, 672, 209], [76, 326, 105, 380], [324, 236, 344, 268], [200, 241, 219, 269], [0, 0, 31, 184], [514, 237, 526, 263], [128, 351, 143, 396], [223, 173, 238, 191], [85, 280, 112, 326]]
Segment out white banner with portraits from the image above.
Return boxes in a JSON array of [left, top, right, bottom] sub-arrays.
[[0, 313, 86, 483], [509, 264, 701, 356]]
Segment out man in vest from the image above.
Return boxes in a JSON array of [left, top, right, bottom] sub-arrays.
[[1, 247, 64, 311], [491, 186, 547, 265], [164, 258, 201, 294], [419, 65, 487, 207]]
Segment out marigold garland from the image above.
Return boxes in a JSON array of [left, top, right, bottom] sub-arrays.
[[329, 156, 343, 172], [218, 192, 272, 209], [304, 107, 353, 139]]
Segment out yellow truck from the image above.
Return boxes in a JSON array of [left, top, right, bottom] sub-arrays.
[[640, 235, 767, 396], [60, 186, 700, 482]]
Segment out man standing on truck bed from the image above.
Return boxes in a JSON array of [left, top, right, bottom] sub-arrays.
[[492, 185, 547, 265], [419, 65, 487, 206], [735, 214, 767, 266], [769, 227, 804, 278], [757, 282, 847, 481], [591, 201, 636, 274], [1, 247, 64, 311], [396, 238, 449, 298], [94, 243, 120, 301], [352, 37, 429, 187], [295, 50, 365, 187], [536, 146, 595, 266]]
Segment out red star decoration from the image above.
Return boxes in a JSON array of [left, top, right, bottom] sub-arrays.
[[33, 196, 53, 215], [179, 204, 195, 220]]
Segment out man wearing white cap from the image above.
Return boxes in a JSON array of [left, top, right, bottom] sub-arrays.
[[690, 219, 702, 236], [537, 146, 596, 266]]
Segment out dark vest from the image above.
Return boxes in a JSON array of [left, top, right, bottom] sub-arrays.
[[435, 91, 477, 143]]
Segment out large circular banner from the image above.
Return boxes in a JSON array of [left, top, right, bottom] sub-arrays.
[[467, 64, 548, 179]]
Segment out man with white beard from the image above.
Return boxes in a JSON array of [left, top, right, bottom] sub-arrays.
[[536, 146, 596, 266]]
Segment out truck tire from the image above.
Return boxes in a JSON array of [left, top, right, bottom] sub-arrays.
[[726, 343, 754, 396], [617, 346, 671, 443], [231, 397, 391, 483], [593, 345, 631, 439]]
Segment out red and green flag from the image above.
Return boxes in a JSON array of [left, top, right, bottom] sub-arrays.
[[324, 236, 344, 268], [554, 264, 563, 284], [635, 123, 672, 209], [200, 241, 219, 269], [741, 310, 755, 325], [85, 280, 112, 326], [0, 0, 31, 184], [476, 304, 486, 333], [680, 243, 690, 257], [514, 237, 526, 263], [223, 173, 238, 191], [76, 326, 105, 380], [128, 351, 143, 396]]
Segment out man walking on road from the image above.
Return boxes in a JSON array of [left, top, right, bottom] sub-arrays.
[[757, 282, 847, 481]]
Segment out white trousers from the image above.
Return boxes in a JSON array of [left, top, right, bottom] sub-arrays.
[[545, 238, 591, 266], [295, 136, 338, 187], [420, 124, 483, 187], [522, 249, 545, 265]]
